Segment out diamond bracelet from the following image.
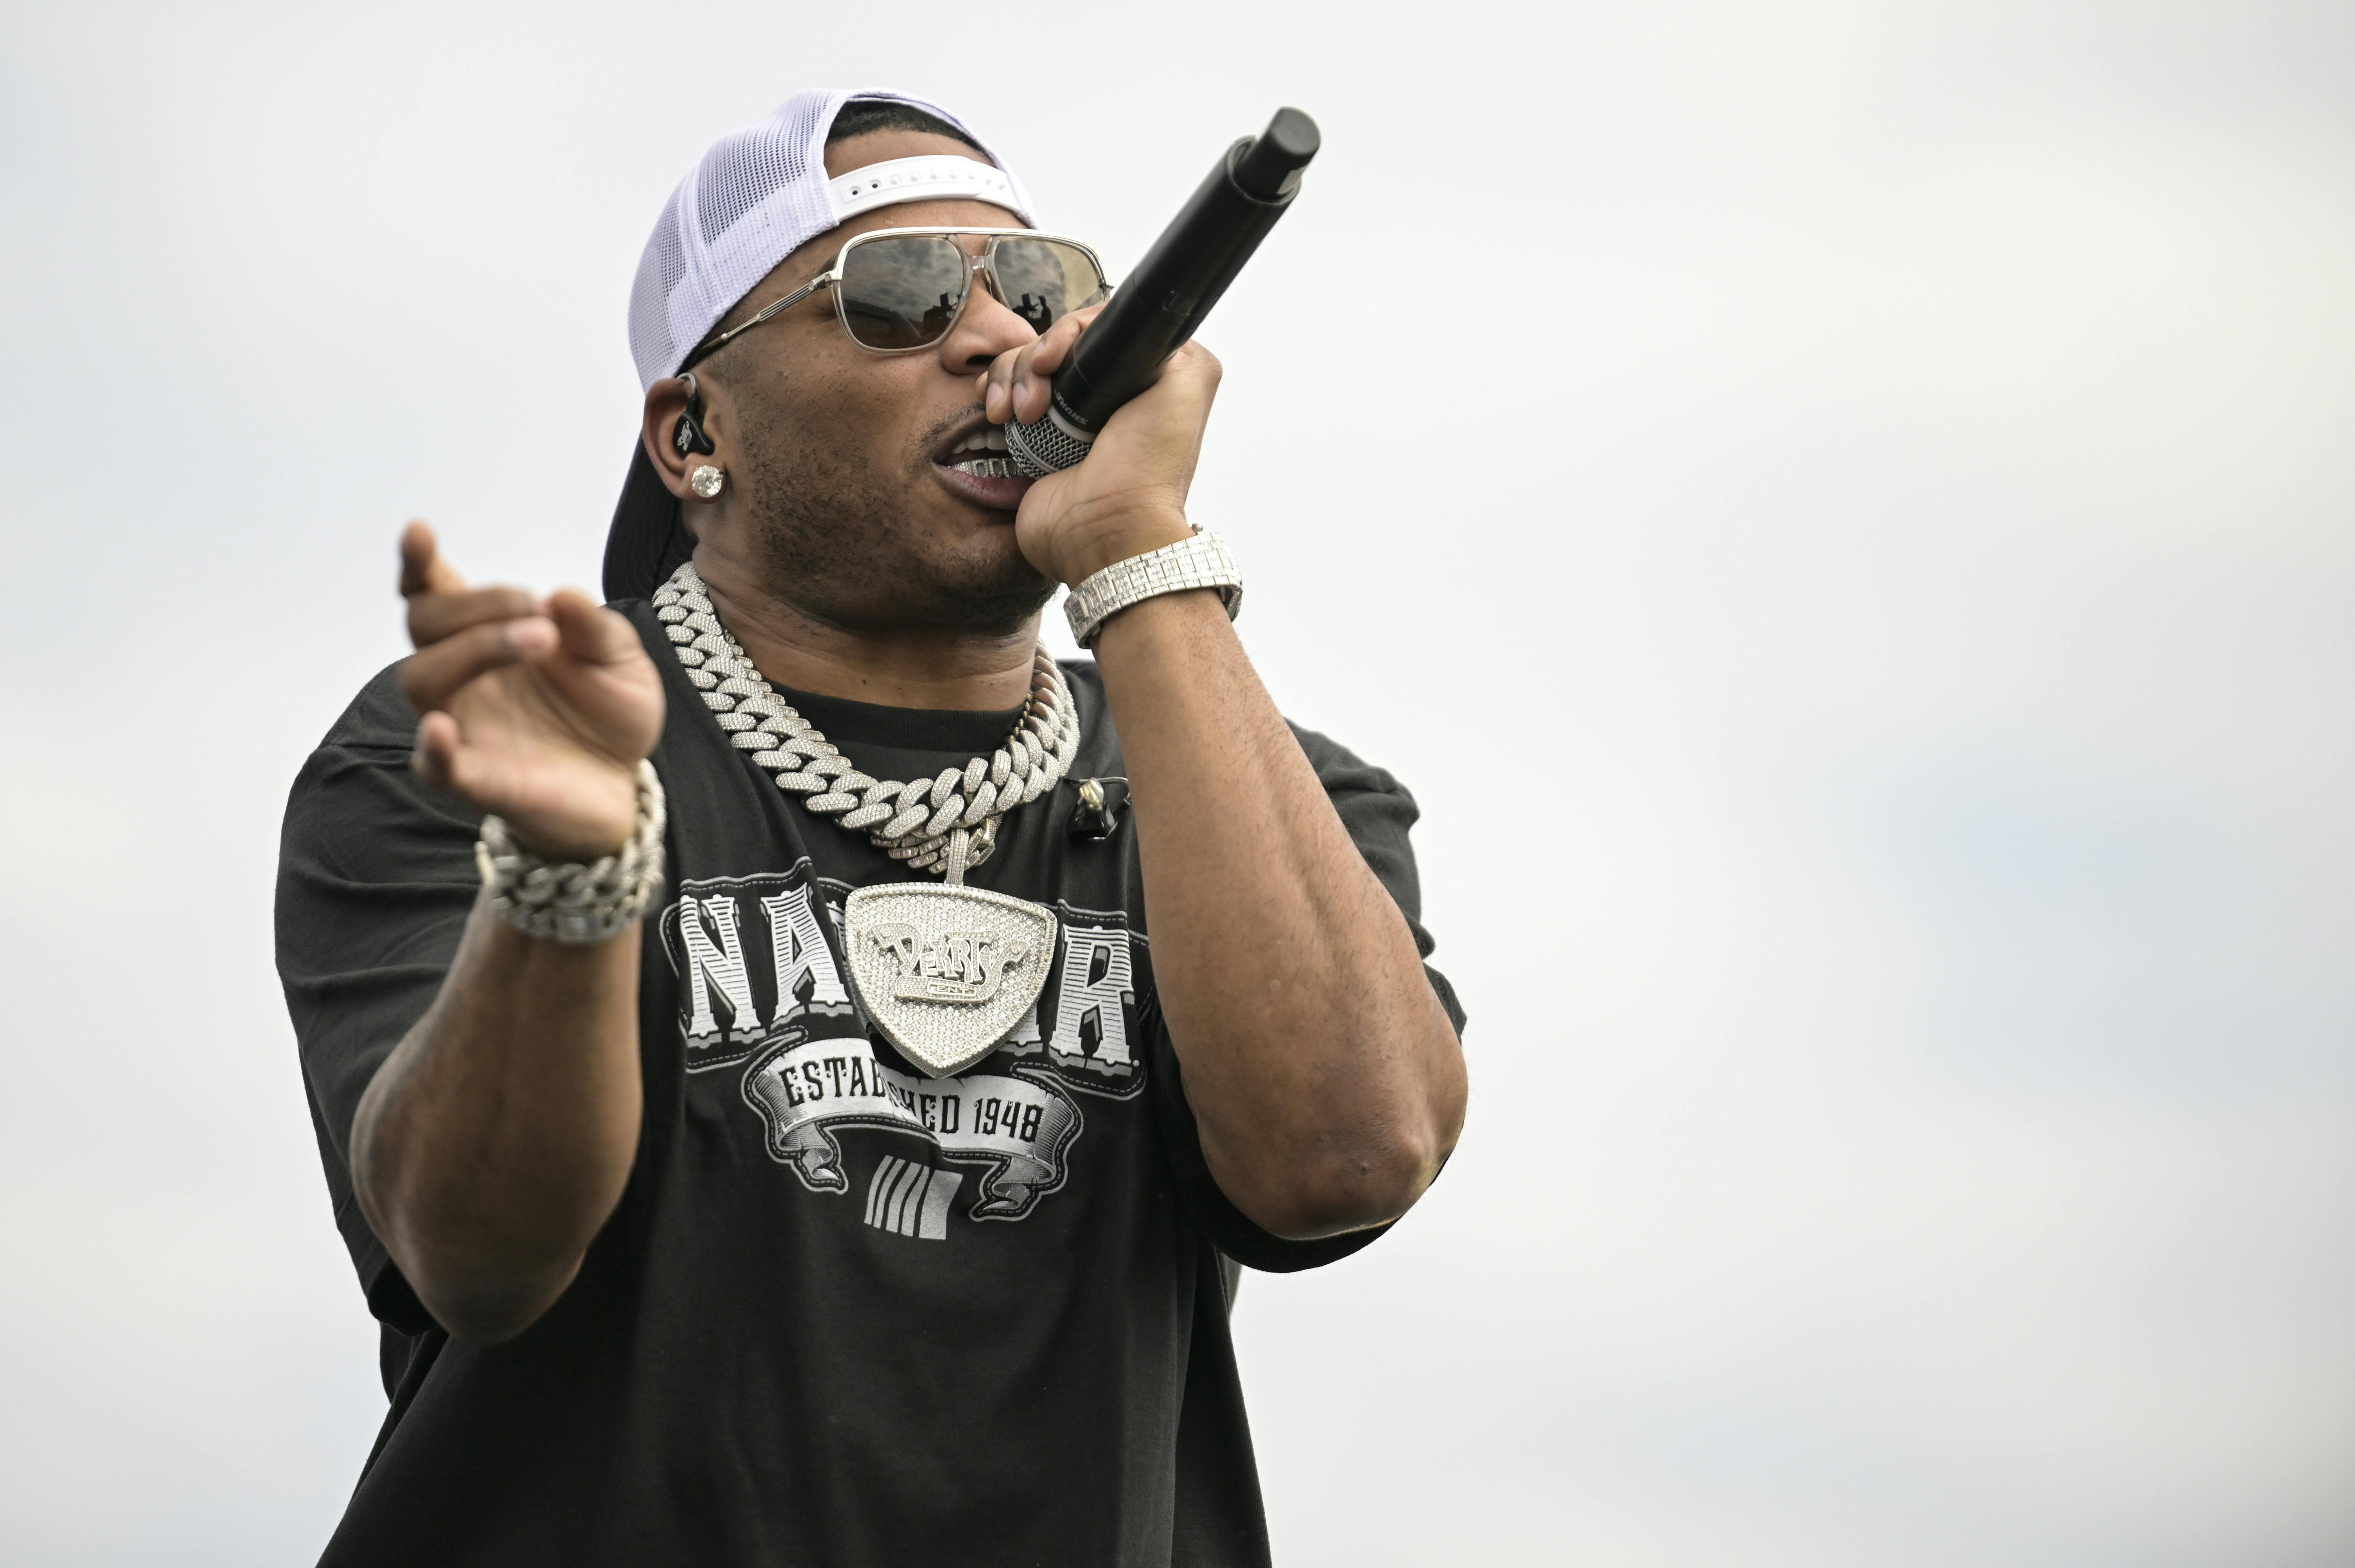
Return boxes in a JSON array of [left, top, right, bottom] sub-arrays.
[[1062, 530, 1243, 650], [476, 761, 668, 944]]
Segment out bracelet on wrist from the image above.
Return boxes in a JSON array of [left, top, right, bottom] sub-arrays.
[[476, 761, 668, 944], [1063, 530, 1243, 649]]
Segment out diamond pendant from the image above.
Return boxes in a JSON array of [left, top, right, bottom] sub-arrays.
[[840, 829, 1057, 1078]]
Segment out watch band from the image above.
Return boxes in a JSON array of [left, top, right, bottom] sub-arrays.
[[1063, 530, 1243, 649]]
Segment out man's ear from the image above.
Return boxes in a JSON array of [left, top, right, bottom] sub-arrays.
[[640, 374, 721, 500]]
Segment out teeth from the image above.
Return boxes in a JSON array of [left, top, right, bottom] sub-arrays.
[[949, 427, 1012, 457], [951, 457, 1019, 479]]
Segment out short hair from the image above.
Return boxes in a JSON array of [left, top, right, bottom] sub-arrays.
[[826, 99, 984, 154]]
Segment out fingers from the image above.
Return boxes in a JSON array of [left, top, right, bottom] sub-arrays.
[[980, 305, 1104, 426], [545, 591, 645, 666], [411, 709, 464, 792], [1024, 303, 1101, 380], [402, 582, 640, 713], [1151, 337, 1224, 419], [410, 709, 519, 808], [410, 709, 531, 814], [412, 710, 640, 856], [1166, 335, 1222, 383], [399, 615, 557, 714], [408, 583, 543, 649], [980, 353, 1020, 423], [400, 522, 559, 665], [397, 521, 466, 600]]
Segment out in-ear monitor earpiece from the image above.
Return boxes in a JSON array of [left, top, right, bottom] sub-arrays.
[[673, 371, 716, 459]]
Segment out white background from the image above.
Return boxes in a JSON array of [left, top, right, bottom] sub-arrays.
[[2, 2, 2350, 1563]]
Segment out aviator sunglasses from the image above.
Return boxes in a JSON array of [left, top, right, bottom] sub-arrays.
[[680, 228, 1113, 367]]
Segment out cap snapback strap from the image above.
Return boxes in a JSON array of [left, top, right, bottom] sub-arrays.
[[830, 155, 1020, 221]]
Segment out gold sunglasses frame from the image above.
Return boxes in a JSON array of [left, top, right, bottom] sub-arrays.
[[680, 227, 1113, 370]]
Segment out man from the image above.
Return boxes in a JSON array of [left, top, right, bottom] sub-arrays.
[[278, 88, 1466, 1566]]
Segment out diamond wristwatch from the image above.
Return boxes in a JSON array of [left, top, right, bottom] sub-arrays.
[[1062, 530, 1243, 649]]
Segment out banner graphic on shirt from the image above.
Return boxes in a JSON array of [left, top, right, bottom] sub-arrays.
[[659, 869, 1144, 1222], [742, 1035, 1080, 1219]]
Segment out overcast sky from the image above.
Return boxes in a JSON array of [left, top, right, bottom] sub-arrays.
[[2, 2, 2351, 1564]]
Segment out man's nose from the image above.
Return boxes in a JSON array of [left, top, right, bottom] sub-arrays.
[[938, 266, 1037, 374]]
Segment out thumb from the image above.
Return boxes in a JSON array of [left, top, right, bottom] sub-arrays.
[[545, 590, 643, 666]]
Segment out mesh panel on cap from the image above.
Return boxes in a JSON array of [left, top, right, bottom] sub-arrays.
[[694, 95, 829, 246], [627, 209, 691, 393], [625, 88, 1035, 389]]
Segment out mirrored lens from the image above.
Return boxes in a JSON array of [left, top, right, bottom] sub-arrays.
[[837, 235, 972, 350], [986, 239, 1111, 334]]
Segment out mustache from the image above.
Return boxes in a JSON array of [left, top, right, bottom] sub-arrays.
[[912, 404, 984, 464]]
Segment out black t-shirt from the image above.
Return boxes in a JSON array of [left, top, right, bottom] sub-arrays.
[[276, 602, 1465, 1568]]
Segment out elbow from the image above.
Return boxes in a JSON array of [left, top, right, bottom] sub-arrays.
[[349, 1085, 620, 1348], [373, 1180, 586, 1344], [1249, 1152, 1440, 1242], [1234, 1088, 1467, 1243], [365, 1201, 589, 1346], [1218, 1023, 1469, 1242], [353, 1162, 588, 1348], [416, 1266, 581, 1347]]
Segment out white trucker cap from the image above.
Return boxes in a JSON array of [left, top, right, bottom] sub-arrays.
[[625, 88, 1036, 391], [606, 89, 1036, 599]]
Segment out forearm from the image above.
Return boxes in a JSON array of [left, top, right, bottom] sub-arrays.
[[1093, 589, 1466, 1239], [352, 890, 643, 1343]]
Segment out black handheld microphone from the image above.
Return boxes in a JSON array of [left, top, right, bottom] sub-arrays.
[[1006, 107, 1320, 477]]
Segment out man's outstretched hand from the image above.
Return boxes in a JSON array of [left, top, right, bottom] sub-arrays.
[[397, 522, 665, 861]]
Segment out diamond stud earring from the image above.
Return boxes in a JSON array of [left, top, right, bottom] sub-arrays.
[[689, 464, 726, 500]]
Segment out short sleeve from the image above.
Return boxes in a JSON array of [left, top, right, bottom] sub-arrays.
[[275, 664, 477, 1336], [1291, 723, 1469, 1040], [1153, 723, 1466, 1273]]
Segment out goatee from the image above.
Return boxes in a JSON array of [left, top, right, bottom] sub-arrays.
[[735, 396, 1053, 636]]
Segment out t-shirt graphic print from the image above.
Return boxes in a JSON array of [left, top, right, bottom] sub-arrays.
[[660, 865, 1129, 1223]]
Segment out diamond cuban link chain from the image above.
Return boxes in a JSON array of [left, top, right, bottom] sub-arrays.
[[652, 563, 1081, 875]]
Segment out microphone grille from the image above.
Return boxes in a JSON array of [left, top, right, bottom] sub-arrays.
[[1006, 413, 1095, 477]]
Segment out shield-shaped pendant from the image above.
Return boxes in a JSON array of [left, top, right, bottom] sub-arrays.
[[841, 883, 1058, 1078]]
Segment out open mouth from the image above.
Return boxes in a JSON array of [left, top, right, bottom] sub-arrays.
[[935, 422, 1020, 480]]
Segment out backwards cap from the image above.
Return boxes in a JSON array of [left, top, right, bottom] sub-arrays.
[[605, 89, 1035, 599], [625, 88, 1036, 390]]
